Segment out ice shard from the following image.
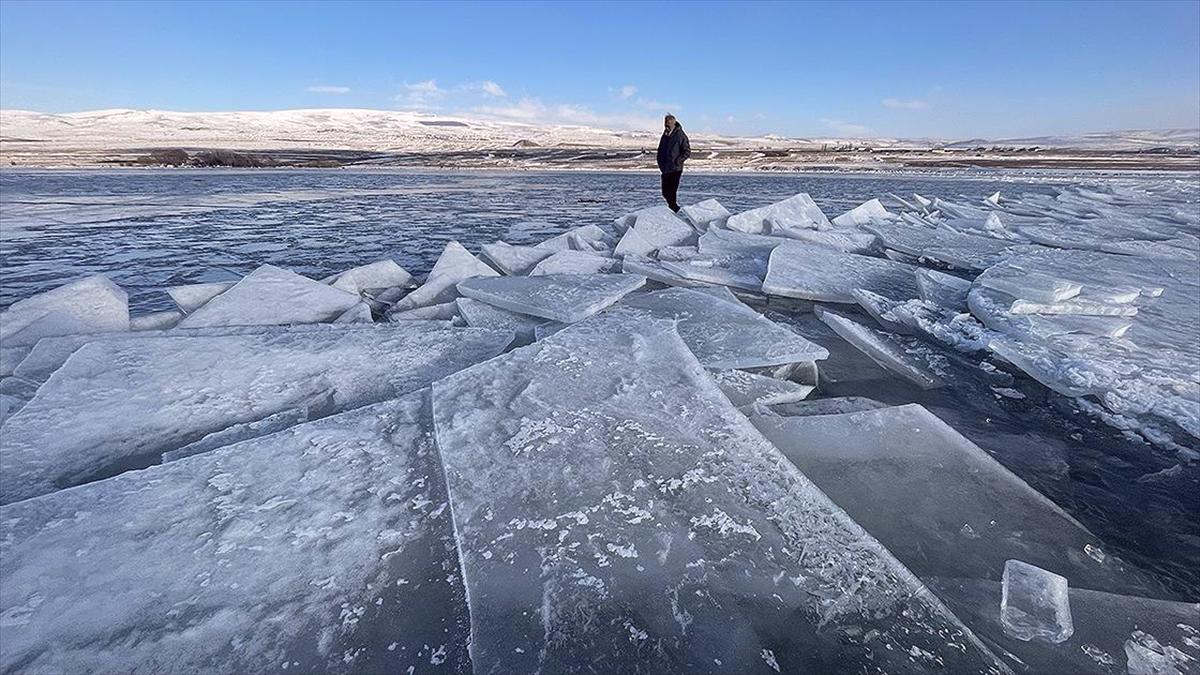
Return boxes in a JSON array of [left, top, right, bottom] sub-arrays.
[[862, 221, 1032, 271], [529, 250, 618, 276], [831, 198, 895, 228], [166, 280, 236, 313], [0, 322, 513, 504], [456, 273, 645, 323], [388, 241, 498, 313], [0, 275, 129, 347], [978, 270, 1082, 304], [177, 265, 361, 328], [0, 394, 471, 674], [775, 227, 878, 254], [816, 307, 946, 388], [679, 198, 731, 231], [481, 241, 555, 275], [322, 259, 413, 294], [1001, 560, 1074, 643], [389, 301, 458, 321], [430, 311, 1006, 674], [916, 268, 972, 310], [620, 255, 712, 288], [333, 301, 373, 323], [456, 297, 544, 345], [708, 368, 815, 409], [763, 240, 920, 303], [659, 254, 767, 291], [161, 407, 311, 462], [129, 309, 184, 331], [725, 193, 832, 234]]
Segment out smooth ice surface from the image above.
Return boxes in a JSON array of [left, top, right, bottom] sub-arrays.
[[775, 227, 878, 254], [324, 259, 412, 295], [129, 309, 183, 331], [626, 205, 697, 249], [535, 224, 612, 252], [978, 270, 1082, 304], [529, 250, 617, 276], [699, 227, 785, 257], [863, 221, 1033, 271], [456, 273, 645, 323], [725, 193, 831, 234], [748, 404, 1149, 595], [817, 308, 945, 388], [763, 241, 920, 303], [708, 368, 815, 409], [916, 268, 972, 310], [679, 198, 731, 230], [455, 296, 544, 345], [0, 322, 513, 504], [622, 287, 829, 368], [831, 198, 895, 228], [166, 281, 236, 313], [430, 311, 1005, 674], [0, 395, 471, 674], [620, 255, 711, 288], [0, 275, 129, 347], [389, 241, 498, 313], [613, 226, 658, 257], [177, 265, 361, 328], [1002, 560, 1074, 643], [480, 241, 555, 275], [1024, 314, 1134, 339]]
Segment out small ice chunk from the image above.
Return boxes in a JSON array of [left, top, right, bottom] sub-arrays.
[[481, 242, 555, 275], [655, 245, 700, 261], [529, 250, 617, 276], [816, 307, 945, 388], [1125, 630, 1194, 675], [323, 259, 413, 294], [916, 269, 972, 310], [831, 199, 895, 228], [763, 241, 920, 303], [390, 301, 458, 322], [177, 265, 361, 328], [726, 193, 831, 234], [659, 254, 766, 292], [390, 241, 499, 312], [979, 271, 1082, 304], [985, 192, 1001, 206], [613, 226, 658, 258], [678, 198, 731, 231], [708, 369, 814, 408], [851, 289, 915, 334], [535, 225, 612, 252], [1009, 298, 1138, 317], [129, 310, 183, 331], [457, 274, 645, 323], [456, 297, 544, 346], [699, 228, 785, 257], [0, 275, 129, 347], [166, 280, 236, 313], [333, 302, 374, 324], [1001, 560, 1074, 644]]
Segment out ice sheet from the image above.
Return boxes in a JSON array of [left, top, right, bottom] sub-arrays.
[[0, 275, 129, 347], [916, 268, 972, 310], [389, 300, 458, 321], [389, 241, 498, 313], [831, 198, 895, 228], [1009, 298, 1139, 317], [455, 296, 544, 346], [129, 309, 183, 331], [817, 307, 946, 388], [333, 301, 373, 323], [529, 250, 617, 276], [679, 198, 731, 231], [177, 265, 361, 328], [620, 255, 712, 288], [0, 322, 513, 504], [763, 396, 888, 417], [161, 407, 311, 462], [322, 259, 412, 294], [863, 221, 1033, 271], [659, 254, 767, 292], [627, 205, 697, 248], [430, 311, 1006, 673], [979, 271, 1083, 304], [0, 394, 471, 674], [622, 287, 830, 368], [456, 273, 645, 323], [725, 193, 832, 234], [613, 226, 658, 257], [708, 368, 815, 409], [763, 241, 920, 303], [480, 241, 555, 275], [166, 281, 236, 313], [775, 227, 878, 254]]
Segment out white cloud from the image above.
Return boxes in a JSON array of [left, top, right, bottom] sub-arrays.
[[617, 85, 638, 100], [396, 80, 447, 109], [461, 80, 507, 97], [882, 97, 929, 110], [820, 118, 871, 136], [636, 98, 680, 112], [306, 85, 350, 94]]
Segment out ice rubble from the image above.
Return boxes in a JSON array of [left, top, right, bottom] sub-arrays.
[[457, 273, 645, 323], [387, 240, 498, 314], [0, 323, 513, 504], [708, 368, 815, 409], [480, 240, 554, 275], [0, 275, 129, 347], [177, 264, 362, 328], [0, 393, 471, 674], [322, 259, 413, 295], [725, 193, 831, 234], [430, 311, 1005, 673]]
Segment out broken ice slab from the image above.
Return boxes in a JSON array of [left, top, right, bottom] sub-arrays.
[[161, 407, 311, 462], [678, 198, 731, 231], [1101, 237, 1200, 261], [176, 265, 361, 328], [725, 193, 832, 234], [613, 226, 657, 257], [0, 275, 129, 347], [389, 241, 499, 313], [978, 270, 1082, 304], [816, 307, 946, 388], [862, 221, 1033, 271], [1009, 298, 1138, 317], [655, 244, 700, 261], [925, 577, 1200, 675], [430, 311, 1006, 674], [529, 250, 617, 276], [763, 395, 888, 417], [129, 309, 183, 331], [456, 297, 544, 346], [630, 205, 697, 246], [620, 255, 711, 288], [0, 394, 471, 674], [659, 254, 767, 292], [1001, 560, 1074, 643], [699, 227, 785, 257], [456, 273, 645, 323], [763, 240, 920, 303], [708, 368, 815, 409], [0, 322, 513, 504], [322, 259, 413, 294], [747, 403, 1158, 596], [534, 224, 613, 252], [1125, 628, 1198, 675], [622, 287, 829, 368], [916, 268, 972, 310], [851, 288, 916, 334], [831, 198, 895, 228], [333, 301, 374, 324], [388, 300, 458, 321], [776, 227, 878, 254], [166, 280, 236, 313], [480, 241, 555, 275], [1025, 314, 1134, 339]]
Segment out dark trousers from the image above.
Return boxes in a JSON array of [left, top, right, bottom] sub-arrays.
[[661, 170, 682, 212]]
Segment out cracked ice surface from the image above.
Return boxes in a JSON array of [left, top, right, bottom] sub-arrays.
[[0, 393, 471, 674], [763, 240, 920, 303], [0, 322, 513, 504], [430, 311, 1005, 674]]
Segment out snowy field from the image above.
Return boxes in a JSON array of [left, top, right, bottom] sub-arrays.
[[1, 168, 1198, 674]]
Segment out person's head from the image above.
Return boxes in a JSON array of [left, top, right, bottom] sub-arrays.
[[664, 114, 677, 132]]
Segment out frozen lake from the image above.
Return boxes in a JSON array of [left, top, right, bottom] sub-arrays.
[[1, 168, 1197, 659]]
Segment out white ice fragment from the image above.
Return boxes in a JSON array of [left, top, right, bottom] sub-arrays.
[[1001, 560, 1074, 644], [831, 198, 895, 228], [166, 281, 236, 313], [816, 307, 945, 388], [323, 259, 413, 294], [389, 241, 498, 313], [979, 271, 1082, 304], [985, 192, 1001, 206], [620, 256, 711, 288], [915, 269, 972, 310], [614, 206, 694, 256], [763, 241, 920, 303], [456, 297, 544, 346], [1008, 298, 1138, 317], [708, 369, 814, 409], [725, 193, 831, 234], [0, 275, 129, 347], [678, 199, 731, 231], [457, 274, 645, 323], [177, 265, 361, 328], [389, 301, 458, 321], [529, 250, 617, 276], [613, 227, 658, 258], [1024, 314, 1133, 339], [480, 242, 555, 276], [334, 302, 374, 324], [129, 310, 183, 331], [534, 225, 612, 253]]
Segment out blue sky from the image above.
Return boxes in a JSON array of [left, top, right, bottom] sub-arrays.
[[1, 0, 1197, 139]]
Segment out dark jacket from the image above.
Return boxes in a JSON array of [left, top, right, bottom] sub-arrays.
[[656, 125, 691, 173]]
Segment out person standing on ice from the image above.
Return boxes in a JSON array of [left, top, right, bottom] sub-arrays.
[[657, 114, 691, 212]]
